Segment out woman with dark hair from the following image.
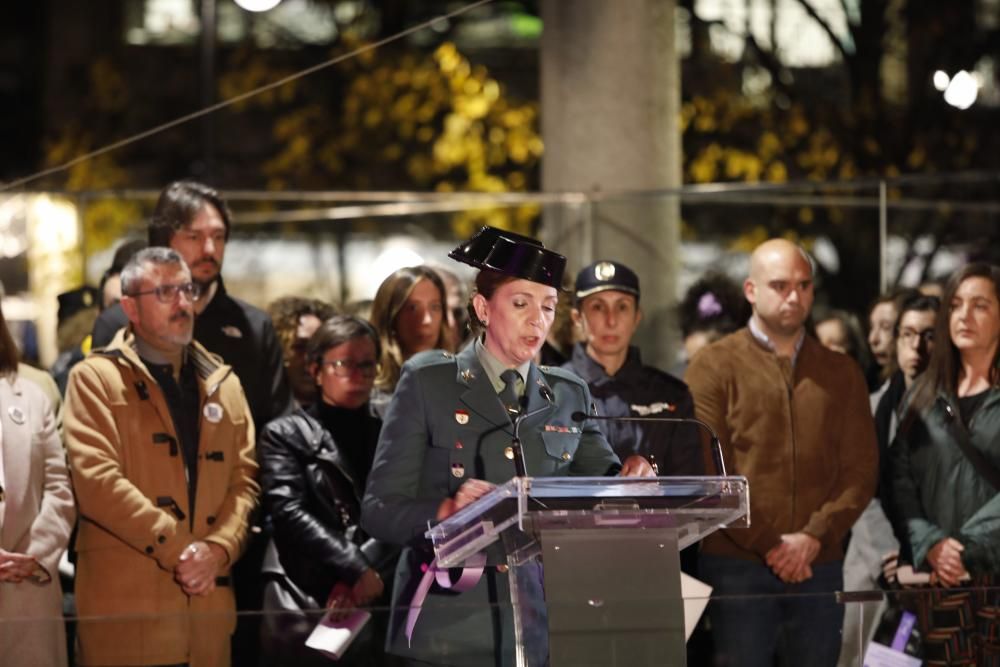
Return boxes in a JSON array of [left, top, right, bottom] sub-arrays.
[[890, 263, 1000, 661], [258, 315, 395, 666], [370, 266, 454, 416], [361, 227, 652, 666], [266, 296, 338, 408], [867, 289, 921, 391], [675, 271, 749, 373], [814, 307, 872, 372], [0, 303, 75, 667]]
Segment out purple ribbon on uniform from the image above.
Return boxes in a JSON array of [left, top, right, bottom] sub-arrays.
[[405, 552, 487, 647], [891, 610, 917, 652]]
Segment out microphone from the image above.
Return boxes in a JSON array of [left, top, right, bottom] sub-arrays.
[[510, 386, 556, 477], [571, 411, 728, 477]]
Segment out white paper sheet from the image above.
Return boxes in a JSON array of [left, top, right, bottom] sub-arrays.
[[681, 572, 712, 641], [305, 608, 371, 660]]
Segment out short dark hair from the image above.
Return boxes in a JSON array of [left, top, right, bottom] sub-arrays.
[[267, 296, 338, 361], [148, 180, 232, 247], [894, 293, 941, 335], [306, 315, 381, 368], [677, 271, 749, 339]]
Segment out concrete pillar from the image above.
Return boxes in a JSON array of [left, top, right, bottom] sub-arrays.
[[540, 0, 682, 370]]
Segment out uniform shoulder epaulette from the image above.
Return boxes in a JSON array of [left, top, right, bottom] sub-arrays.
[[539, 364, 583, 383], [407, 349, 456, 368]]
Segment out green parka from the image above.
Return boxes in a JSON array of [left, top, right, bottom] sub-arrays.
[[890, 388, 1000, 574]]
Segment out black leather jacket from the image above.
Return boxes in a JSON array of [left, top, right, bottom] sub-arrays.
[[259, 403, 391, 602]]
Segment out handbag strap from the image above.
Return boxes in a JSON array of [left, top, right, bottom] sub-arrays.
[[940, 397, 1000, 492]]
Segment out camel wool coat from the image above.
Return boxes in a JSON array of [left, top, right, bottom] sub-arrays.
[[65, 328, 259, 666]]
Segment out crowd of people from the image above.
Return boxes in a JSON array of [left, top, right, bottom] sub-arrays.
[[2, 178, 999, 667]]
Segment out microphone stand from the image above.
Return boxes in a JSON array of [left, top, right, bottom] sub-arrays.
[[571, 411, 728, 477], [509, 388, 556, 477]]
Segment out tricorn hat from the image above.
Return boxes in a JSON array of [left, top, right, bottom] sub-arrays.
[[449, 226, 566, 289]]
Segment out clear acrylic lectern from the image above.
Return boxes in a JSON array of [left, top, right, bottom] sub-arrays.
[[426, 476, 749, 667]]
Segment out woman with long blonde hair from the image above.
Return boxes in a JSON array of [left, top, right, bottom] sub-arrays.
[[369, 266, 453, 415]]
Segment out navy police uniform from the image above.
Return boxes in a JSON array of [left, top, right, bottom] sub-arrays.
[[565, 259, 703, 476], [563, 343, 703, 476]]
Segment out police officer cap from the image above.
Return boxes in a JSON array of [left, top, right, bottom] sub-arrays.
[[449, 226, 566, 290], [575, 260, 640, 302]]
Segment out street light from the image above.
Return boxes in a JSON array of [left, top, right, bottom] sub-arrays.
[[234, 0, 282, 11], [943, 70, 979, 110]]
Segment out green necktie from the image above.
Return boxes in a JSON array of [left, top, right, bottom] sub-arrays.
[[499, 369, 521, 421]]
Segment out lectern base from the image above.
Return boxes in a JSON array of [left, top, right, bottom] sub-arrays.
[[540, 527, 686, 667]]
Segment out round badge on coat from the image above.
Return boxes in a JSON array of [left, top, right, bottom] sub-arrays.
[[455, 409, 470, 425], [7, 406, 25, 424], [203, 402, 224, 424]]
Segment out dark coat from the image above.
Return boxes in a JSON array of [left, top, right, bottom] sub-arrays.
[[259, 403, 391, 600], [891, 388, 1000, 574], [361, 344, 621, 666], [258, 403, 395, 667]]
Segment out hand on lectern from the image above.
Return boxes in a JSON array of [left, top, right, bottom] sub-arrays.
[[617, 455, 656, 478], [436, 478, 496, 520]]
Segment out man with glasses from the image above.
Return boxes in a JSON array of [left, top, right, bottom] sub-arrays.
[[90, 181, 291, 664], [92, 180, 292, 433], [64, 248, 259, 667]]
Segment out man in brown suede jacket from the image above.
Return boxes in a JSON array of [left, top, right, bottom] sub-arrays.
[[686, 239, 877, 667]]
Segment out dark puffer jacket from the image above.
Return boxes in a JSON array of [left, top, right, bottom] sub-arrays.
[[891, 388, 1000, 574], [259, 403, 392, 601]]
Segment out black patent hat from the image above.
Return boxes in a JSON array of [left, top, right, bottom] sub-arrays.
[[449, 226, 566, 289]]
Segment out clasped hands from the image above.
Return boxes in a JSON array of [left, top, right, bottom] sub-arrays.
[[926, 537, 969, 588], [0, 548, 42, 584], [175, 540, 227, 596], [765, 532, 821, 584]]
